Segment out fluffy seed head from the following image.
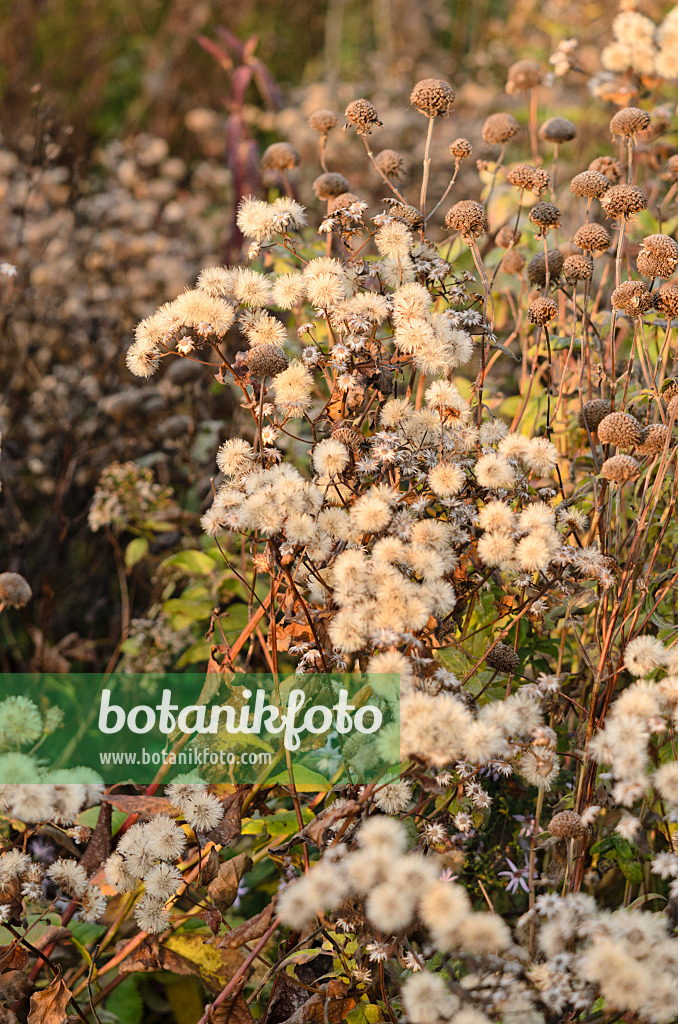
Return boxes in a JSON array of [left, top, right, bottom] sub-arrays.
[[410, 78, 455, 117], [527, 251, 564, 285], [539, 116, 576, 143], [637, 234, 678, 279], [261, 142, 300, 171], [375, 149, 406, 181], [313, 172, 350, 200], [563, 254, 594, 284], [449, 138, 472, 161], [601, 453, 641, 483], [482, 113, 520, 144], [445, 200, 488, 239], [578, 399, 611, 432], [589, 155, 622, 183], [529, 201, 561, 230], [597, 411, 643, 447], [600, 183, 647, 218], [308, 109, 338, 134], [570, 170, 611, 198], [527, 297, 558, 325], [611, 280, 652, 317], [610, 106, 651, 138], [506, 59, 543, 93], [245, 344, 289, 378], [0, 573, 32, 608], [548, 810, 588, 838], [486, 643, 521, 673], [636, 423, 670, 455], [573, 223, 611, 252], [344, 99, 382, 134]]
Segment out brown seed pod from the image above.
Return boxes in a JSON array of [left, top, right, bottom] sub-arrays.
[[410, 78, 455, 117], [496, 225, 522, 248], [661, 379, 678, 404], [507, 163, 537, 190], [500, 250, 526, 274], [328, 192, 361, 215], [486, 642, 521, 673], [313, 172, 351, 200], [563, 254, 594, 284], [482, 113, 520, 145], [636, 234, 678, 279], [539, 116, 576, 143], [261, 142, 301, 171], [245, 344, 289, 378], [636, 423, 670, 455], [610, 106, 651, 138], [444, 200, 488, 239], [386, 201, 424, 229], [669, 395, 678, 419], [0, 572, 32, 608], [601, 453, 641, 483], [654, 282, 678, 318], [450, 138, 473, 161], [570, 170, 611, 199], [666, 154, 678, 181], [611, 280, 653, 318], [529, 201, 561, 231], [527, 251, 564, 286], [578, 398, 611, 432], [527, 297, 558, 325], [375, 149, 407, 182], [344, 98, 382, 134], [548, 810, 588, 838], [573, 223, 611, 253], [331, 420, 364, 450], [506, 59, 543, 94], [600, 184, 648, 218], [589, 156, 622, 183], [308, 109, 338, 134], [597, 411, 643, 447]]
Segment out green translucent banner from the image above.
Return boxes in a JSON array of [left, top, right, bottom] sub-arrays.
[[0, 673, 401, 788]]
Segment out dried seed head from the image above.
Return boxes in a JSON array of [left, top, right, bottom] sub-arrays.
[[563, 254, 594, 284], [0, 572, 32, 608], [611, 280, 652, 317], [444, 200, 488, 239], [600, 183, 648, 218], [661, 378, 678, 404], [636, 423, 670, 455], [527, 297, 558, 325], [666, 155, 678, 181], [636, 234, 678, 279], [601, 453, 641, 483], [506, 59, 543, 94], [589, 155, 622, 183], [654, 282, 678, 318], [245, 344, 289, 378], [313, 172, 351, 200], [486, 642, 521, 672], [375, 149, 407, 182], [597, 411, 643, 447], [610, 106, 651, 138], [261, 142, 301, 171], [578, 398, 611, 432], [573, 223, 611, 252], [548, 810, 588, 838], [328, 191, 361, 215], [527, 250, 564, 286], [449, 138, 473, 161], [482, 112, 520, 145], [331, 420, 364, 450], [410, 78, 455, 117], [495, 225, 521, 248], [668, 395, 678, 419], [308, 109, 338, 134], [387, 202, 424, 229], [344, 99, 382, 135], [500, 250, 526, 274], [507, 163, 551, 194], [570, 170, 611, 199], [539, 116, 576, 143], [529, 201, 561, 230]]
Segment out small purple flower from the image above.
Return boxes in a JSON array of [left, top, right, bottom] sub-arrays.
[[498, 855, 530, 894]]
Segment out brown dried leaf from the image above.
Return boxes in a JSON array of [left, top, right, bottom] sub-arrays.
[[207, 853, 252, 913], [210, 994, 255, 1024], [0, 945, 28, 974], [27, 977, 73, 1024], [206, 789, 247, 847], [200, 846, 222, 886], [220, 903, 275, 949], [117, 937, 198, 979], [79, 801, 112, 875], [204, 907, 223, 936], [105, 795, 179, 820]]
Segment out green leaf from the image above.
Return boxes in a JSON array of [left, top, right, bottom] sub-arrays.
[[77, 805, 127, 834], [69, 921, 106, 947], [266, 765, 331, 791], [105, 976, 144, 1024], [124, 537, 149, 569], [176, 640, 212, 668], [162, 550, 218, 575], [346, 1004, 383, 1024]]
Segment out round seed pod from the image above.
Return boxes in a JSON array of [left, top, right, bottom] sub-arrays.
[[597, 411, 643, 447], [563, 254, 594, 284], [495, 225, 522, 248], [527, 297, 558, 325], [601, 453, 641, 483], [410, 78, 455, 118], [548, 810, 588, 838], [529, 201, 561, 230], [313, 172, 350, 200], [578, 398, 611, 432], [500, 250, 526, 274], [539, 116, 576, 143], [344, 99, 382, 134], [527, 250, 564, 286], [387, 202, 424, 229], [611, 280, 652, 318], [669, 395, 678, 419], [486, 642, 521, 673], [506, 59, 543, 94], [507, 163, 537, 190], [573, 223, 611, 253], [261, 142, 301, 171], [529, 168, 551, 196], [245, 344, 289, 378], [636, 234, 678, 279], [328, 191, 361, 215], [308, 109, 338, 134], [600, 184, 648, 218], [450, 138, 473, 161], [654, 282, 678, 318], [444, 200, 488, 239], [661, 378, 678, 404], [666, 154, 678, 181], [375, 149, 406, 182], [636, 423, 670, 455], [589, 156, 622, 183], [331, 420, 364, 450], [482, 112, 520, 144], [610, 106, 651, 138], [570, 170, 611, 199], [0, 572, 32, 608]]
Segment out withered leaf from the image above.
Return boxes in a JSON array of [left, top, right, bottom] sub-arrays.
[[27, 977, 73, 1024], [207, 853, 252, 913], [201, 846, 222, 886], [0, 944, 28, 974], [210, 995, 255, 1024], [79, 801, 112, 875], [117, 937, 198, 979], [206, 788, 247, 847], [220, 903, 275, 949], [105, 795, 179, 820], [269, 802, 359, 855], [205, 907, 223, 936]]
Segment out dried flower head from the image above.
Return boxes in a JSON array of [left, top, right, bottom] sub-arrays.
[[506, 59, 544, 94], [449, 138, 472, 161], [654, 282, 678, 318], [539, 116, 576, 143], [527, 251, 563, 285], [570, 170, 611, 199], [563, 254, 594, 284], [482, 113, 520, 145], [245, 344, 289, 378], [410, 78, 455, 117], [313, 172, 351, 200], [548, 810, 588, 838], [666, 154, 678, 181], [600, 184, 648, 218], [0, 572, 32, 608], [611, 280, 653, 318], [375, 149, 406, 181], [597, 411, 643, 447], [308, 109, 338, 134], [573, 223, 611, 253], [527, 297, 558, 325], [635, 424, 669, 456], [589, 155, 622, 183], [610, 106, 651, 138], [344, 99, 382, 135], [507, 163, 551, 195], [601, 453, 641, 483], [387, 202, 424, 229], [578, 399, 611, 433], [500, 250, 526, 274], [636, 234, 678, 279], [495, 226, 521, 248], [261, 142, 301, 171], [445, 200, 488, 239], [486, 643, 521, 673], [529, 201, 561, 231]]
